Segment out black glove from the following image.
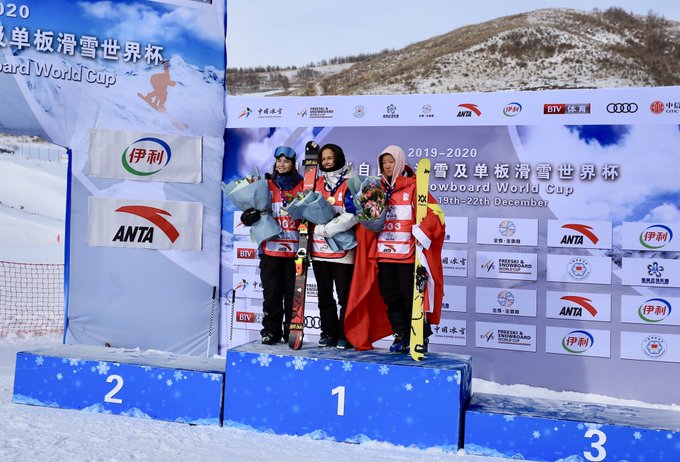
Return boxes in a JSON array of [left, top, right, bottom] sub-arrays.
[[241, 208, 261, 226], [305, 140, 320, 158]]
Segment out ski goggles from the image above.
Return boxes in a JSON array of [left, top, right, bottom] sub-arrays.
[[274, 146, 296, 160]]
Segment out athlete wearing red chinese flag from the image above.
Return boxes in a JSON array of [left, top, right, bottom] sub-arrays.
[[345, 145, 445, 351]]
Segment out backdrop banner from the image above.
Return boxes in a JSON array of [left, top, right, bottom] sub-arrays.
[[223, 86, 680, 404], [0, 0, 227, 355]]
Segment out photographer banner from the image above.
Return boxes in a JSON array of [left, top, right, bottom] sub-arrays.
[[0, 0, 227, 355], [223, 86, 680, 404]]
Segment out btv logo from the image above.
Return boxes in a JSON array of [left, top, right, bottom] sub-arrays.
[[235, 311, 256, 323], [113, 205, 179, 243], [237, 248, 257, 259], [457, 103, 481, 117], [544, 103, 591, 114], [560, 224, 599, 245], [559, 295, 598, 317]]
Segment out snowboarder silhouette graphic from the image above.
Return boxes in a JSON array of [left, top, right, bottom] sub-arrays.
[[137, 60, 188, 130], [138, 61, 175, 112]]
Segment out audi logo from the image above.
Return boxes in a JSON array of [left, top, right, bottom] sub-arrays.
[[303, 316, 321, 329], [607, 103, 638, 113]]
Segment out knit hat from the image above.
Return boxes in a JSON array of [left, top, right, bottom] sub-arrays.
[[318, 143, 346, 172]]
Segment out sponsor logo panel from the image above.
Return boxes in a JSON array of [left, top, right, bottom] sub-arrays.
[[477, 217, 538, 246], [430, 319, 467, 346], [232, 212, 250, 236], [546, 220, 612, 249], [503, 102, 522, 117], [442, 285, 467, 312], [457, 103, 481, 118], [88, 128, 202, 183], [441, 250, 468, 277], [543, 103, 591, 115], [621, 295, 680, 326], [546, 326, 611, 358], [546, 254, 612, 285], [606, 102, 638, 114], [620, 257, 680, 288], [622, 222, 678, 251], [621, 331, 680, 363], [233, 240, 259, 267], [475, 321, 536, 352], [545, 291, 611, 321], [476, 251, 538, 281], [475, 287, 537, 317], [88, 197, 202, 250], [444, 216, 468, 243]]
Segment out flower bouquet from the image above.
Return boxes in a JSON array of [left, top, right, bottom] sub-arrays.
[[222, 170, 281, 245], [284, 191, 357, 252], [353, 176, 388, 232]]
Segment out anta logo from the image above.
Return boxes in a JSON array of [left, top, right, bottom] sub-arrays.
[[559, 295, 598, 317], [457, 103, 481, 117], [237, 248, 257, 259], [560, 224, 599, 245], [277, 243, 293, 252], [383, 244, 397, 253], [562, 330, 594, 353], [113, 206, 179, 243]]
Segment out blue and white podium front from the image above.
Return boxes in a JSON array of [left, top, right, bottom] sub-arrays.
[[223, 341, 472, 449], [13, 345, 225, 426], [465, 393, 680, 461]]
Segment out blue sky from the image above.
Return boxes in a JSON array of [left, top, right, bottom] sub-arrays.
[[228, 0, 680, 68], [3, 0, 224, 68]]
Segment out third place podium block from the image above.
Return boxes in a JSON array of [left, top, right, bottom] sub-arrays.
[[223, 341, 472, 449]]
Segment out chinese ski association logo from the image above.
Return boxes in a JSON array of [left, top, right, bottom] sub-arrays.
[[121, 137, 171, 176], [642, 335, 666, 358], [562, 330, 594, 353], [567, 257, 591, 280], [113, 205, 179, 243], [638, 298, 671, 323], [639, 224, 673, 249]]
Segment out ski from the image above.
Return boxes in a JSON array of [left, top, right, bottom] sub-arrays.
[[288, 141, 320, 350], [409, 158, 431, 361]]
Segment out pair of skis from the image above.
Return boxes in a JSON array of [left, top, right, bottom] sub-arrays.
[[409, 158, 431, 361], [288, 141, 320, 350]]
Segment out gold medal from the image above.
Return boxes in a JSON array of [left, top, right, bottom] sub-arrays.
[[327, 197, 336, 205]]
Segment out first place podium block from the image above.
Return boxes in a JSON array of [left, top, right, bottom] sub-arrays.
[[13, 344, 225, 426], [223, 341, 472, 449]]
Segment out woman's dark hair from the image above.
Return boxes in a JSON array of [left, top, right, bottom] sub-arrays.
[[318, 143, 346, 172], [271, 154, 298, 178]]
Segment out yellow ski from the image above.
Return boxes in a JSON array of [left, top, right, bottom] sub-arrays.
[[410, 158, 430, 361]]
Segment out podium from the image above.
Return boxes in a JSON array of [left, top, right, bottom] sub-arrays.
[[464, 393, 680, 461], [13, 344, 225, 426], [223, 341, 472, 449]]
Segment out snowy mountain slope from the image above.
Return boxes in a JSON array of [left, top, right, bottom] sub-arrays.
[[233, 8, 680, 96]]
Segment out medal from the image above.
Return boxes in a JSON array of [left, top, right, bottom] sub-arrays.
[[327, 197, 336, 205]]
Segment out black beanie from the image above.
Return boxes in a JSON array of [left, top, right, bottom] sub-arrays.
[[318, 143, 346, 172]]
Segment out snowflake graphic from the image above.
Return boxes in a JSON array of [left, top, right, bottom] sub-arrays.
[[251, 358, 258, 365], [532, 430, 541, 439], [633, 431, 642, 440], [56, 373, 63, 380], [405, 383, 413, 391], [454, 372, 461, 385], [342, 361, 353, 372], [378, 365, 389, 375], [69, 358, 80, 366], [292, 357, 307, 371], [173, 371, 185, 381], [585, 423, 602, 430], [210, 373, 221, 382], [166, 379, 173, 387], [433, 369, 441, 376], [257, 354, 273, 367], [503, 415, 515, 422], [667, 433, 673, 439], [324, 365, 331, 371], [35, 356, 44, 366], [142, 366, 152, 372], [577, 423, 585, 430], [96, 362, 110, 375]]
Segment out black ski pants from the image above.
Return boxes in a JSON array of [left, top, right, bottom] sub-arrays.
[[259, 253, 296, 341], [312, 260, 354, 341]]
